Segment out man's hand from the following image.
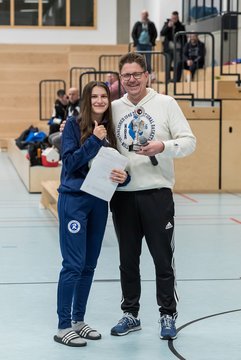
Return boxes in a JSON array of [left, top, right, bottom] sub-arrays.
[[187, 60, 193, 66], [136, 140, 165, 156], [53, 118, 62, 125]]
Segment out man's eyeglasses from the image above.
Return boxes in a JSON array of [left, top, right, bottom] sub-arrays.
[[120, 71, 145, 81]]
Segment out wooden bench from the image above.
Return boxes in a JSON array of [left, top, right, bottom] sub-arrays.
[[8, 139, 61, 193], [40, 180, 59, 219], [0, 138, 9, 150]]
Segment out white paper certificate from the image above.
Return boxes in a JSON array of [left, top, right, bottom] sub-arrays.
[[80, 147, 129, 201]]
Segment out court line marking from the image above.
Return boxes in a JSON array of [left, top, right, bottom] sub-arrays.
[[168, 308, 241, 360], [0, 278, 241, 285], [230, 217, 241, 224], [175, 193, 199, 203]]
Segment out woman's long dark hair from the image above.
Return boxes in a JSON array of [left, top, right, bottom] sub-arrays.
[[77, 81, 117, 149]]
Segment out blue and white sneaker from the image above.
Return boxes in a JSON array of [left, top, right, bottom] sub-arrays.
[[111, 313, 141, 336], [160, 314, 177, 340]]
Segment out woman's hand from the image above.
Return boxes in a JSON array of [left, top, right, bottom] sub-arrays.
[[110, 169, 127, 184], [93, 121, 107, 140]]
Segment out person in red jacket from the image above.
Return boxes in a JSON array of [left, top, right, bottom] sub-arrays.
[[106, 73, 125, 101]]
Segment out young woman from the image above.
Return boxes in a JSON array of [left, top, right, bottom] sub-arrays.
[[54, 81, 128, 347]]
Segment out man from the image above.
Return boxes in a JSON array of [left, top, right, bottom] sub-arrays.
[[106, 73, 125, 101], [48, 89, 69, 136], [160, 11, 186, 82], [49, 87, 80, 152], [67, 87, 81, 117], [132, 10, 157, 74], [110, 53, 196, 340], [175, 33, 205, 82]]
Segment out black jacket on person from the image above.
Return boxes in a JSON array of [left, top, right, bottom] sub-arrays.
[[183, 40, 205, 67], [132, 20, 157, 47], [160, 20, 186, 52], [54, 99, 68, 120], [49, 99, 68, 135], [68, 99, 81, 117]]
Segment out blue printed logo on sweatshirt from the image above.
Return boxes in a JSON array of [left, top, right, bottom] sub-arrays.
[[116, 108, 155, 150]]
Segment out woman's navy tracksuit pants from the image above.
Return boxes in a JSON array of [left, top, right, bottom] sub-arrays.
[[57, 192, 108, 329]]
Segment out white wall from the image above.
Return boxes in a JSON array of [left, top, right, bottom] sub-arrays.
[[0, 0, 182, 45], [0, 0, 117, 45]]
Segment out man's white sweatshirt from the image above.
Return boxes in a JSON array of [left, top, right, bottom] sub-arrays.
[[111, 88, 196, 191]]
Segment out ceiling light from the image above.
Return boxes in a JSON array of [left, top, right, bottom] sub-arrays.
[[24, 0, 49, 3], [20, 9, 38, 12]]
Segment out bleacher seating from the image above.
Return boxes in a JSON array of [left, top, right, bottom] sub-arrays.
[[8, 139, 61, 193], [1, 42, 241, 203], [0, 43, 128, 145], [40, 180, 59, 219]]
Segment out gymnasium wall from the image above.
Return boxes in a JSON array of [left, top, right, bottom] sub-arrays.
[[0, 0, 117, 45], [0, 0, 182, 45]]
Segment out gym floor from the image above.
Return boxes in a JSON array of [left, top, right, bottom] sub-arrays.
[[1, 150, 241, 360]]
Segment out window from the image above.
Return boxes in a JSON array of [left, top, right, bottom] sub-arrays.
[[15, 0, 38, 26], [70, 0, 93, 26], [0, 0, 10, 25], [0, 0, 96, 27], [42, 0, 66, 26]]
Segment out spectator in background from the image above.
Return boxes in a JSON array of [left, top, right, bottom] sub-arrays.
[[160, 11, 186, 82], [106, 73, 125, 101], [48, 89, 68, 136], [49, 87, 81, 152], [175, 33, 205, 82], [67, 87, 81, 117], [131, 10, 157, 75]]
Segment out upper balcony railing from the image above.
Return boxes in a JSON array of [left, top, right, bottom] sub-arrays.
[[183, 0, 240, 24]]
